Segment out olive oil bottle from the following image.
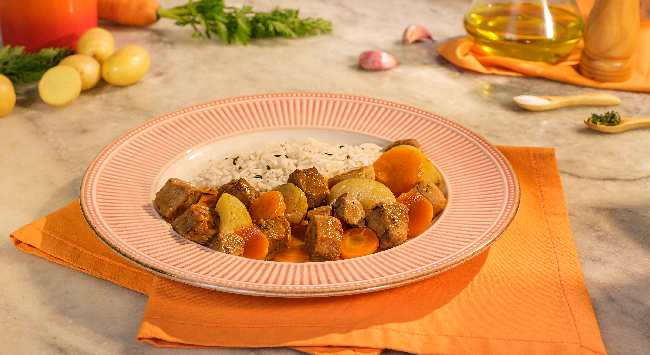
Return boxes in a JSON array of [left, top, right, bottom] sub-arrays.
[[464, 1, 584, 63]]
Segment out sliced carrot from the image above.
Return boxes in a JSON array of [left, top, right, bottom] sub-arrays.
[[341, 228, 379, 259], [235, 226, 269, 260], [373, 145, 424, 195], [397, 190, 434, 238], [272, 245, 310, 263], [249, 191, 286, 221]]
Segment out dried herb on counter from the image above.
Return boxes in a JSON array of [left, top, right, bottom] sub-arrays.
[[0, 46, 73, 85]]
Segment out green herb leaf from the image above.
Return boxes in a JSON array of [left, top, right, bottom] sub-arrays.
[[0, 46, 72, 85], [589, 110, 621, 126], [158, 0, 332, 45]]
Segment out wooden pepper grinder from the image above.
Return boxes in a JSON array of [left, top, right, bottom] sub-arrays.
[[579, 0, 640, 82]]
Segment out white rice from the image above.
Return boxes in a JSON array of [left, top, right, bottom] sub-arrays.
[[193, 138, 383, 191]]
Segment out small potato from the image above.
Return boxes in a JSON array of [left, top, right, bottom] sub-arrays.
[[102, 45, 150, 86], [0, 74, 16, 117], [59, 54, 101, 90], [38, 66, 82, 107], [76, 27, 115, 62]]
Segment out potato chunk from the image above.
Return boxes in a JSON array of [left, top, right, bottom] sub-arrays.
[[327, 165, 375, 189], [328, 178, 396, 212], [215, 193, 252, 235], [274, 183, 308, 224]]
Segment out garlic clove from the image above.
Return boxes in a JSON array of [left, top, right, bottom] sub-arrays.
[[358, 51, 399, 71], [402, 24, 433, 44]]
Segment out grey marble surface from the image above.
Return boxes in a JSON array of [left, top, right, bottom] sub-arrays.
[[1, 0, 649, 354]]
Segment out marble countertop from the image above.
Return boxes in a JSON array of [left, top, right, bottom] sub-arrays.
[[1, 0, 648, 354]]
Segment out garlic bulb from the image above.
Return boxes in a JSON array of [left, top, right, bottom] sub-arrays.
[[358, 51, 399, 71]]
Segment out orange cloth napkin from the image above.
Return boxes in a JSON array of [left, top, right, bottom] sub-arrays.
[[11, 147, 607, 354], [437, 0, 650, 93]]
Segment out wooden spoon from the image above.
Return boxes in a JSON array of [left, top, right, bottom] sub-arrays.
[[514, 93, 620, 111], [584, 116, 650, 133]]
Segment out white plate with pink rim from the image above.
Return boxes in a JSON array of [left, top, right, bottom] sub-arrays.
[[80, 92, 519, 297]]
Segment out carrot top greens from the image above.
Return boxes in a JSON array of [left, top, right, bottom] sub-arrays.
[[0, 46, 72, 84], [157, 0, 332, 45]]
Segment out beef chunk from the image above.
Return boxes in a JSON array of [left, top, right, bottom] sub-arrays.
[[305, 215, 343, 261], [217, 178, 259, 208], [291, 220, 309, 241], [383, 138, 421, 152], [288, 167, 329, 209], [332, 193, 365, 227], [154, 178, 202, 222], [366, 202, 409, 250], [257, 216, 292, 259], [327, 165, 375, 188], [306, 205, 332, 220], [171, 204, 217, 245], [209, 232, 245, 256], [415, 182, 447, 216], [196, 192, 219, 209]]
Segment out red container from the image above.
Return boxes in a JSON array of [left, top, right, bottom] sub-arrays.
[[1, 0, 97, 52]]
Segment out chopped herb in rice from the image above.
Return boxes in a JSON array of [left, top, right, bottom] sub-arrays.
[[192, 138, 383, 191]]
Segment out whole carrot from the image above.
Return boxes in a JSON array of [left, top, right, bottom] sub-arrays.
[[98, 0, 159, 26], [97, 0, 332, 45]]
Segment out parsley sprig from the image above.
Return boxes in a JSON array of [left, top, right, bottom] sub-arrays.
[[157, 0, 332, 44], [0, 46, 72, 85]]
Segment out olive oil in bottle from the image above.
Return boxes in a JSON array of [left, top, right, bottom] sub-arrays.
[[464, 2, 583, 63]]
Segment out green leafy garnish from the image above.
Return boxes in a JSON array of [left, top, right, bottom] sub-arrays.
[[588, 111, 621, 126], [0, 46, 72, 85], [157, 0, 332, 44]]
